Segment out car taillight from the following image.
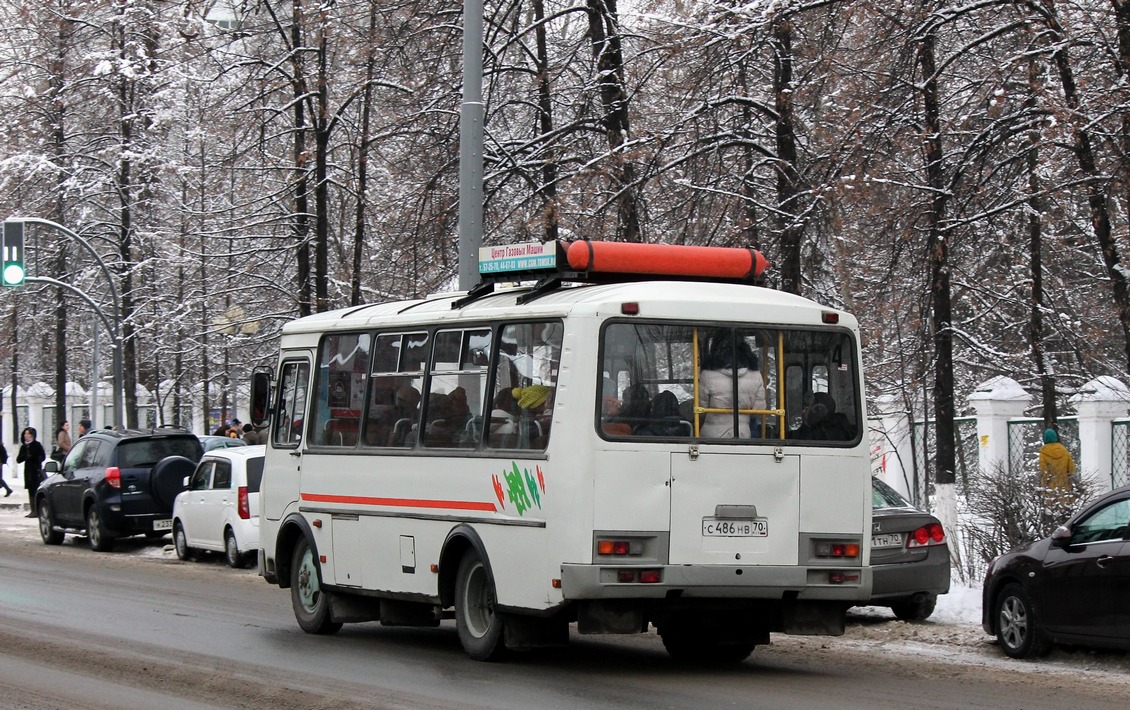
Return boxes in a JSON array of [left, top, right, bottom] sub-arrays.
[[106, 467, 121, 489], [908, 523, 945, 547], [237, 486, 250, 519], [814, 542, 861, 558]]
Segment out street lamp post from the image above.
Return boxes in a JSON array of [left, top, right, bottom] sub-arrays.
[[4, 217, 124, 429]]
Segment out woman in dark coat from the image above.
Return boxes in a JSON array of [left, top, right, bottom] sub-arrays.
[[16, 427, 46, 517]]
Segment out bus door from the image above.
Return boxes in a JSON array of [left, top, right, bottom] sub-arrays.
[[262, 354, 312, 522], [669, 451, 800, 566]]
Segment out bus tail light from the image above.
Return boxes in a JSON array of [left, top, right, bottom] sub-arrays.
[[828, 571, 859, 585], [616, 569, 662, 584], [105, 467, 121, 489], [237, 486, 250, 519], [814, 542, 860, 558], [908, 523, 945, 547], [597, 539, 643, 556]]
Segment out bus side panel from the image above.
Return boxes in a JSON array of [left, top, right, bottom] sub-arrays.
[[591, 450, 672, 539], [799, 451, 872, 536]]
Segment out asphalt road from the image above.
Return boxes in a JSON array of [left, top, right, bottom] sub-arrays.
[[1, 514, 1127, 709]]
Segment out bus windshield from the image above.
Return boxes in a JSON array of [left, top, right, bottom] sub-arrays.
[[599, 322, 860, 443]]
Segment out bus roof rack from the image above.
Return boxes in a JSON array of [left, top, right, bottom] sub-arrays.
[[458, 240, 770, 308]]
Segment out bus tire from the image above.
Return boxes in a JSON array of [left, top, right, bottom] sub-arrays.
[[290, 536, 342, 635], [455, 550, 505, 661]]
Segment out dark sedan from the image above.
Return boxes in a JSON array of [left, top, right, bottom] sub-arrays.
[[982, 484, 1130, 658], [866, 477, 951, 620]]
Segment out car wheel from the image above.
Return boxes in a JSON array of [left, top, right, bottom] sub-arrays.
[[454, 550, 505, 661], [891, 594, 937, 622], [290, 537, 342, 635], [225, 529, 246, 568], [995, 583, 1050, 658], [86, 506, 115, 552], [38, 499, 64, 545], [173, 521, 194, 562]]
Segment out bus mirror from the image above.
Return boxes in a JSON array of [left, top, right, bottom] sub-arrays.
[[250, 370, 271, 422]]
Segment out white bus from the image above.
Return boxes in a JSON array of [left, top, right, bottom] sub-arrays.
[[253, 240, 872, 662]]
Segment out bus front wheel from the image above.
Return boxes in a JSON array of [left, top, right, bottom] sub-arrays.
[[455, 551, 505, 661], [290, 537, 342, 635]]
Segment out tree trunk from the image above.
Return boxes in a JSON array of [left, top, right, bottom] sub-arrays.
[[773, 14, 803, 295], [533, 0, 559, 242], [1025, 56, 1057, 427], [917, 17, 957, 492], [350, 5, 377, 307], [586, 0, 641, 242], [1034, 0, 1130, 371]]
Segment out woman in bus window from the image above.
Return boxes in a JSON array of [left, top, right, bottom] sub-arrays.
[[699, 333, 765, 438]]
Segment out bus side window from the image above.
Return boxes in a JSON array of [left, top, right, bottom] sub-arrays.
[[365, 332, 426, 448], [311, 333, 369, 447], [273, 360, 310, 447], [490, 321, 560, 450]]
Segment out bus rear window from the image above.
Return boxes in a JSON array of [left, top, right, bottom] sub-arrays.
[[598, 322, 860, 444]]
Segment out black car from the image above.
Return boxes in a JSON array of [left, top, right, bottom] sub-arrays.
[[36, 428, 202, 551], [867, 477, 951, 620], [982, 484, 1130, 658]]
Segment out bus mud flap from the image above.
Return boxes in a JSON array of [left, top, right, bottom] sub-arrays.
[[781, 600, 845, 636]]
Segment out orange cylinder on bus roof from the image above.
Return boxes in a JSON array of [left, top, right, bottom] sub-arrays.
[[565, 240, 768, 280]]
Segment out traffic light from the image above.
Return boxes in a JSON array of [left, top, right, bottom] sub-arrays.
[[2, 221, 25, 286]]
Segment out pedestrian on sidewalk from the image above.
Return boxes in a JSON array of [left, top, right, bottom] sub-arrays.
[[16, 427, 46, 517], [0, 441, 11, 497]]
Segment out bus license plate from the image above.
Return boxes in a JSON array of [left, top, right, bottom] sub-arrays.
[[152, 519, 173, 531], [702, 518, 768, 537]]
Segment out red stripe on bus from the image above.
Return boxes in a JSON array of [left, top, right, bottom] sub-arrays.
[[301, 492, 498, 512]]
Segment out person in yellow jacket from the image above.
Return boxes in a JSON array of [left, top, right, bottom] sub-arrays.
[[1038, 427, 1076, 497]]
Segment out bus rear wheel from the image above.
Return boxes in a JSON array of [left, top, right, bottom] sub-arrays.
[[455, 551, 505, 661], [290, 537, 342, 635]]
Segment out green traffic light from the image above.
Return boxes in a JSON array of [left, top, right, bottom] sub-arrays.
[[3, 262, 25, 285]]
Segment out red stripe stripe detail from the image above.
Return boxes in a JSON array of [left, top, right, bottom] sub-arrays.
[[301, 492, 497, 512]]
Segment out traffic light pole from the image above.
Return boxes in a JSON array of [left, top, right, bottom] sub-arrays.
[[4, 217, 124, 429]]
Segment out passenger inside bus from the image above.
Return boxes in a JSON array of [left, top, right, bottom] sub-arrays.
[[698, 333, 765, 438], [635, 391, 691, 437], [794, 392, 856, 441]]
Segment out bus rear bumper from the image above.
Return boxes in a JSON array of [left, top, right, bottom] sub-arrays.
[[559, 563, 871, 602]]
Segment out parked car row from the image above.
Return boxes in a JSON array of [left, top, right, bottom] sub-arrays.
[[35, 429, 262, 567]]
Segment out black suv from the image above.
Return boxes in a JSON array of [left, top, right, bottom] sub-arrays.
[[36, 428, 203, 551]]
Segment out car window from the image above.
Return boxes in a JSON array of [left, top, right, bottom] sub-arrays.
[[62, 440, 87, 475], [213, 461, 232, 490], [116, 437, 202, 468], [82, 441, 108, 468], [190, 462, 213, 491], [872, 478, 913, 510], [245, 457, 263, 493], [1071, 498, 1130, 545]]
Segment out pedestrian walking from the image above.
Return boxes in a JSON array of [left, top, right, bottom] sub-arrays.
[[54, 421, 72, 463], [0, 441, 11, 497], [16, 427, 46, 517]]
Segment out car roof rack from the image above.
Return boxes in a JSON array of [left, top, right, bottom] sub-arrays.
[[455, 239, 769, 308]]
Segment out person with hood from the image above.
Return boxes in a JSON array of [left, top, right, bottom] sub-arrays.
[[699, 332, 765, 438], [1039, 427, 1077, 496], [16, 427, 46, 517]]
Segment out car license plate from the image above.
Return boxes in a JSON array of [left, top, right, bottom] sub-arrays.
[[153, 519, 173, 531], [702, 518, 768, 537], [870, 533, 903, 549]]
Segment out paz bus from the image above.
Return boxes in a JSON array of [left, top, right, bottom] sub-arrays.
[[251, 240, 872, 661]]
